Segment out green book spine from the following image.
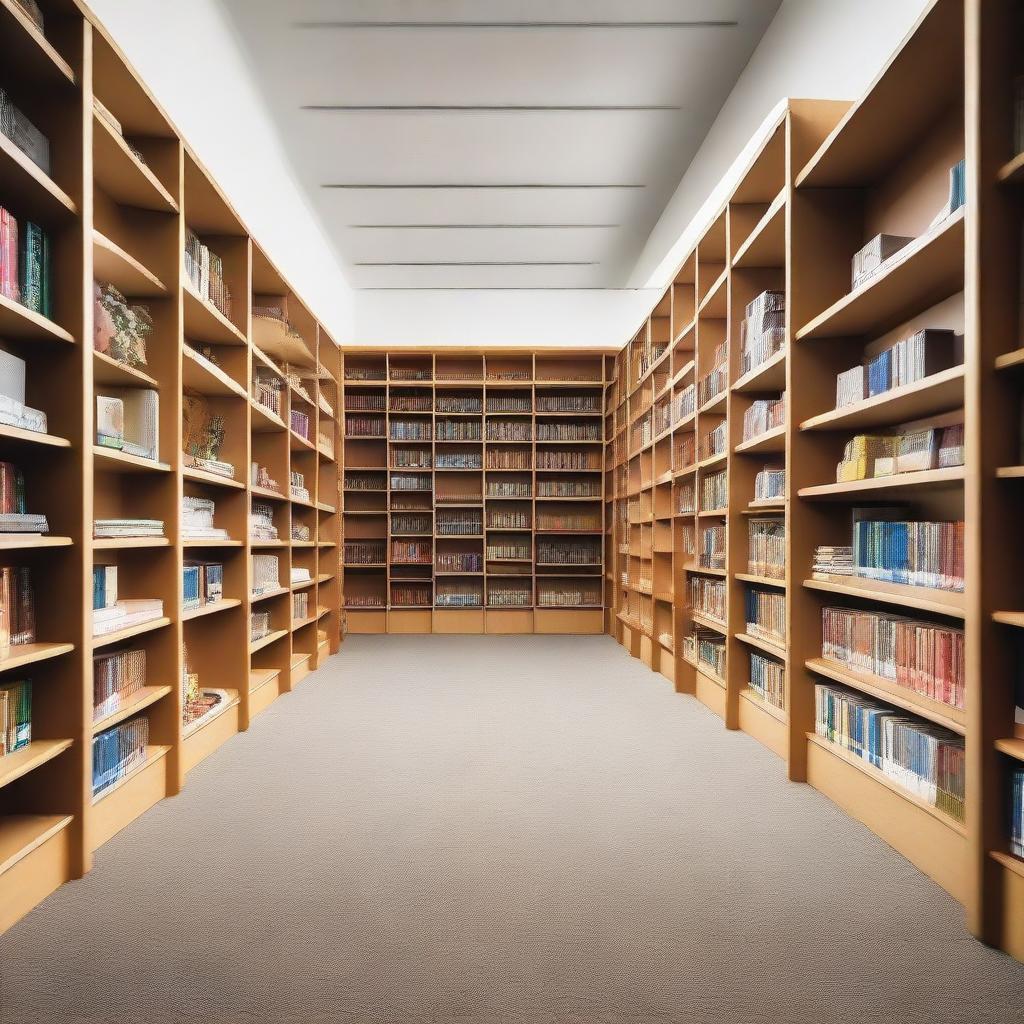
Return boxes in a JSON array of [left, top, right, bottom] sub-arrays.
[[40, 228, 51, 319], [18, 221, 43, 313]]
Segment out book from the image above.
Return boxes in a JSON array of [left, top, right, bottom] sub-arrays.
[[0, 207, 18, 303], [96, 388, 159, 460], [93, 649, 145, 721], [851, 233, 913, 290], [0, 88, 50, 174], [92, 717, 148, 795], [94, 518, 165, 539], [0, 679, 31, 756]]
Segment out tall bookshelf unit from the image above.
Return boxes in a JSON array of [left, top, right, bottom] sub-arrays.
[[607, 0, 1024, 964], [0, 0, 341, 931], [341, 350, 609, 635]]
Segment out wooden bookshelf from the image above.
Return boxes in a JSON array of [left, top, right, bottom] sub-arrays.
[[605, 0, 1024, 964], [0, 0, 342, 934], [340, 350, 608, 635]]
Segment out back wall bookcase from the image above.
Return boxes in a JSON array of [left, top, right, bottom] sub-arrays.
[[606, 0, 1024, 966], [340, 349, 612, 635], [0, 0, 341, 931]]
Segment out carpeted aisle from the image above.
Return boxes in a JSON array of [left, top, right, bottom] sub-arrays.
[[1, 635, 1023, 1023]]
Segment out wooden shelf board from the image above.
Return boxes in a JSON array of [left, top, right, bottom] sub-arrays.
[[93, 446, 172, 474], [995, 738, 1024, 764], [250, 485, 287, 502], [249, 668, 280, 693], [250, 400, 287, 432], [796, 209, 964, 342], [292, 579, 316, 591], [93, 349, 160, 390], [734, 425, 785, 455], [92, 685, 173, 735], [736, 631, 787, 659], [0, 535, 71, 550], [0, 0, 76, 87], [799, 366, 964, 432], [183, 689, 240, 740], [993, 611, 1024, 629], [182, 347, 247, 399], [806, 657, 965, 734], [739, 687, 788, 725], [803, 575, 965, 618], [92, 744, 170, 806], [732, 189, 786, 269], [182, 598, 242, 622], [799, 466, 965, 499], [0, 642, 73, 673], [687, 565, 726, 578], [0, 132, 77, 225], [182, 281, 247, 346], [251, 587, 289, 603], [0, 814, 73, 878], [183, 466, 245, 490], [732, 347, 787, 394], [0, 293, 74, 344], [250, 629, 289, 654], [92, 113, 178, 213], [734, 572, 785, 588], [92, 616, 171, 649], [691, 611, 727, 633], [93, 536, 168, 550], [0, 738, 73, 792], [182, 538, 242, 549], [93, 230, 166, 297]]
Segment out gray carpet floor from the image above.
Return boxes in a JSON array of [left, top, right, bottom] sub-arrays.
[[1, 635, 1023, 1023]]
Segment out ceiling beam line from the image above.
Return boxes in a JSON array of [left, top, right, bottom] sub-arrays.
[[353, 261, 599, 267], [348, 224, 621, 229], [302, 105, 681, 112], [293, 21, 738, 29], [323, 183, 644, 189]]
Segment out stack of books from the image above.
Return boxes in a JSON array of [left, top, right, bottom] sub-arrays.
[[249, 502, 277, 541], [0, 462, 46, 534], [0, 566, 35, 651], [0, 679, 31, 757], [94, 518, 164, 540], [851, 233, 913, 291], [740, 291, 785, 376], [181, 496, 228, 541], [812, 545, 854, 578], [0, 88, 50, 173], [184, 229, 231, 317]]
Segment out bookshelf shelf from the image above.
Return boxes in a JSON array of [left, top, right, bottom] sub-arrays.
[[0, 423, 70, 450], [732, 348, 786, 393], [92, 114, 178, 213], [736, 632, 786, 659], [182, 347, 247, 399], [92, 231, 166, 297], [93, 537, 170, 550], [734, 425, 785, 455], [0, 642, 74, 673], [0, 132, 77, 224], [0, 814, 73, 879], [92, 685, 174, 735], [182, 281, 246, 346], [91, 745, 171, 806], [182, 466, 245, 490], [0, 0, 76, 87], [799, 365, 964, 432], [806, 657, 966, 735], [92, 617, 171, 650], [798, 466, 965, 499], [0, 535, 72, 550], [732, 190, 786, 270], [0, 293, 74, 344], [250, 629, 289, 654], [251, 587, 288, 603], [249, 668, 279, 693], [93, 350, 160, 390], [182, 538, 243, 549], [92, 447, 172, 474], [803, 576, 965, 618], [0, 739, 74, 792], [796, 209, 965, 342], [182, 598, 242, 621], [995, 738, 1024, 764], [734, 572, 784, 588]]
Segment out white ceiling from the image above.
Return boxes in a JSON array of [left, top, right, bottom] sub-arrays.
[[217, 0, 781, 292]]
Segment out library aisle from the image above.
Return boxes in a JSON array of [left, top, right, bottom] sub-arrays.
[[0, 636, 1021, 1023]]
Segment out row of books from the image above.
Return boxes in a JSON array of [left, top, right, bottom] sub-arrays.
[[345, 472, 386, 490], [748, 517, 785, 579], [749, 652, 785, 711], [387, 540, 428, 565], [674, 434, 696, 472], [814, 682, 965, 822], [0, 462, 47, 534], [391, 513, 431, 534], [437, 421, 482, 441], [388, 394, 432, 412], [93, 647, 146, 725], [1, 87, 50, 174], [745, 587, 785, 645], [536, 451, 600, 471], [688, 575, 726, 623], [345, 541, 386, 564], [0, 207, 51, 318], [485, 450, 532, 470], [436, 452, 482, 470], [694, 525, 721, 570], [835, 329, 957, 411], [537, 480, 600, 498], [535, 513, 600, 532], [391, 473, 432, 491], [487, 511, 531, 530], [740, 291, 785, 378], [851, 510, 964, 592], [184, 230, 231, 319], [699, 423, 728, 463], [345, 416, 385, 437], [487, 481, 532, 498], [702, 469, 727, 511], [389, 421, 432, 441], [254, 371, 283, 417], [437, 511, 482, 534], [183, 561, 223, 611], [697, 344, 728, 408], [536, 540, 601, 565], [435, 395, 481, 414], [290, 410, 310, 440], [536, 394, 601, 414], [435, 587, 483, 607], [753, 466, 784, 505], [685, 626, 726, 680], [539, 584, 602, 607], [836, 420, 964, 482], [93, 717, 148, 797], [536, 422, 601, 442], [485, 422, 531, 442], [345, 393, 385, 411], [488, 585, 532, 607], [292, 591, 309, 620], [436, 553, 483, 572], [0, 679, 30, 757], [742, 395, 784, 442], [677, 480, 696, 515], [820, 605, 964, 711]]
